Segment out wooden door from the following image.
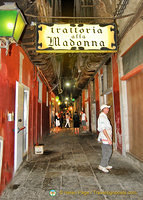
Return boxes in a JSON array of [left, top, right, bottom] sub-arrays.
[[127, 71, 143, 161], [14, 82, 24, 172]]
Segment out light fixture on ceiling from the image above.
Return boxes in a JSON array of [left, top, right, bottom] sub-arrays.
[[65, 82, 70, 87]]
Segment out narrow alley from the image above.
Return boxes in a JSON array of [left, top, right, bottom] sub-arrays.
[[0, 0, 143, 199], [1, 128, 143, 200]]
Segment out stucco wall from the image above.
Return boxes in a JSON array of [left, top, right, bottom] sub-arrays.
[[0, 44, 50, 194], [119, 20, 143, 56], [117, 17, 143, 155], [117, 0, 142, 34]]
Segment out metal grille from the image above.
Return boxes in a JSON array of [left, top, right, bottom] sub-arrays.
[[114, 0, 129, 16]]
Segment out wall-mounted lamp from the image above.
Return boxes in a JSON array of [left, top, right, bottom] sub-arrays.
[[0, 2, 26, 55]]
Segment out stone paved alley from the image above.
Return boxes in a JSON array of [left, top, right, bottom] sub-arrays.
[[1, 129, 143, 200]]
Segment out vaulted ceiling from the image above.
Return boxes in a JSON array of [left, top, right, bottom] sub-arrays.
[[0, 0, 117, 98]]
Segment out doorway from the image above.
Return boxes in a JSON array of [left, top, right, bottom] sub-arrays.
[[14, 82, 29, 173], [85, 102, 89, 131], [127, 72, 143, 161], [23, 90, 29, 155]]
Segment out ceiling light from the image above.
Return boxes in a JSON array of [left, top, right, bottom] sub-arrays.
[[65, 82, 70, 87]]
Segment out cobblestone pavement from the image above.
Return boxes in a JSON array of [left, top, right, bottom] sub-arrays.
[[1, 128, 143, 200]]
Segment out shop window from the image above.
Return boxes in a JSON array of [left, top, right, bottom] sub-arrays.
[[123, 37, 143, 75]]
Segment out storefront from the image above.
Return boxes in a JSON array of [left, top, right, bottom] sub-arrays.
[[121, 37, 143, 161]]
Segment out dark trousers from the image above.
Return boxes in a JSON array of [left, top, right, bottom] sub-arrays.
[[100, 143, 112, 167]]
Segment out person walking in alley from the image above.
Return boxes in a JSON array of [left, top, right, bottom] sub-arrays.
[[73, 111, 80, 134], [55, 112, 60, 133], [65, 113, 70, 128], [81, 110, 87, 132], [97, 104, 113, 173], [59, 111, 64, 128]]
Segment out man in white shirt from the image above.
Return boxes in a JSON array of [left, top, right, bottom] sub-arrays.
[[81, 111, 87, 131], [97, 104, 112, 173], [65, 113, 70, 128]]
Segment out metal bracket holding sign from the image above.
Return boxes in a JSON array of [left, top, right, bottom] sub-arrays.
[[36, 23, 117, 53]]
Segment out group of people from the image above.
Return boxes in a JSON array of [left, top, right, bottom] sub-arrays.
[[73, 111, 87, 134], [54, 110, 87, 134], [54, 112, 72, 133], [54, 104, 113, 173]]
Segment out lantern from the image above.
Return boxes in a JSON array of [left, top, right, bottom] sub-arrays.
[[0, 2, 26, 54]]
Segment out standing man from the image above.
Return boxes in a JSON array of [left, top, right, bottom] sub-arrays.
[[59, 111, 64, 128], [65, 113, 70, 128], [73, 111, 80, 135], [55, 112, 60, 133], [81, 110, 87, 132], [97, 104, 112, 173]]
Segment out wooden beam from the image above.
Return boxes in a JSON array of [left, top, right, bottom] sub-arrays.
[[25, 1, 36, 13], [27, 47, 36, 51], [23, 33, 35, 39], [25, 13, 114, 19], [31, 59, 44, 62], [85, 71, 95, 74], [23, 42, 35, 46], [34, 62, 47, 65], [81, 5, 95, 8], [26, 25, 35, 30], [32, 60, 43, 62], [25, 13, 135, 20]]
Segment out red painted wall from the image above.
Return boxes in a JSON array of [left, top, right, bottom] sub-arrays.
[[112, 54, 122, 152], [42, 84, 50, 136], [0, 45, 19, 193], [82, 90, 85, 112], [88, 84, 91, 131], [0, 44, 51, 194], [94, 73, 100, 120]]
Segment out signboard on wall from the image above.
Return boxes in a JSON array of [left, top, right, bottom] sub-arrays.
[[36, 23, 117, 53]]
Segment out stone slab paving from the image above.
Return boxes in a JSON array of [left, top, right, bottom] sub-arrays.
[[1, 129, 143, 200]]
